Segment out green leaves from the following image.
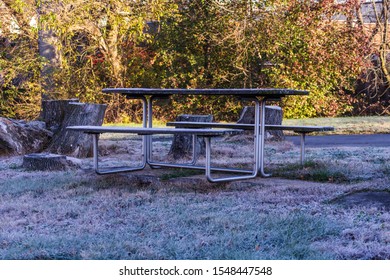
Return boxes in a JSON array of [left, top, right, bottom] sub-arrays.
[[262, 0, 369, 117], [1, 0, 373, 121]]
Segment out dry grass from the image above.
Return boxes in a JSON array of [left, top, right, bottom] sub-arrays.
[[0, 134, 390, 260]]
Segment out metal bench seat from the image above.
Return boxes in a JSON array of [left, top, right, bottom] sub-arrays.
[[166, 121, 334, 165], [67, 125, 253, 183], [67, 126, 242, 136], [166, 121, 334, 132]]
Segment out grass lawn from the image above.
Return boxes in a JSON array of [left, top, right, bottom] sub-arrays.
[[0, 116, 389, 260]]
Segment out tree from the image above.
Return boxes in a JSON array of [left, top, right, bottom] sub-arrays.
[[154, 0, 369, 118], [0, 0, 377, 121], [354, 0, 389, 115], [40, 0, 176, 120], [258, 0, 369, 117], [0, 0, 42, 119]]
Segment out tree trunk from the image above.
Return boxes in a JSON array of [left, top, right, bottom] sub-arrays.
[[168, 114, 213, 160], [47, 102, 107, 157], [237, 106, 284, 140], [36, 0, 61, 97]]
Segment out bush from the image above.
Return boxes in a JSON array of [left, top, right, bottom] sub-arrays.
[[0, 0, 375, 122]]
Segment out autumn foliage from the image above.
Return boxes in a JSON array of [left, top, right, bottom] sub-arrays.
[[0, 0, 387, 122]]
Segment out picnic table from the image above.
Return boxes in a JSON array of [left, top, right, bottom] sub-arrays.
[[69, 88, 309, 182]]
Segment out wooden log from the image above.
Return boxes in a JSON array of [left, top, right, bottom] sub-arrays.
[[237, 105, 285, 140], [46, 102, 107, 158], [168, 114, 213, 160]]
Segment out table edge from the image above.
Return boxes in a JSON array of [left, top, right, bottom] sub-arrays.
[[102, 87, 309, 96]]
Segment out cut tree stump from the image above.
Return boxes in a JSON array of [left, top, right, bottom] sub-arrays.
[[0, 117, 52, 156], [22, 153, 68, 171], [168, 114, 213, 160], [40, 98, 79, 133], [0, 99, 107, 157], [237, 105, 284, 140], [46, 102, 107, 158]]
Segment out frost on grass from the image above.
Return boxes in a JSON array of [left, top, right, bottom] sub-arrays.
[[0, 134, 389, 260]]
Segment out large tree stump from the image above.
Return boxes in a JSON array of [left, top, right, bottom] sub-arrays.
[[237, 105, 284, 140], [168, 114, 213, 160], [40, 98, 79, 133], [0, 118, 52, 156], [47, 102, 107, 158]]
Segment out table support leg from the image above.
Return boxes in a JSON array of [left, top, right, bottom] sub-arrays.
[[93, 133, 99, 171], [147, 96, 153, 161], [190, 134, 198, 165], [146, 96, 162, 169], [300, 133, 306, 166], [258, 99, 271, 177], [142, 96, 148, 166]]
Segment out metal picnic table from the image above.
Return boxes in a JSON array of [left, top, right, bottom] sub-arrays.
[[101, 88, 309, 181]]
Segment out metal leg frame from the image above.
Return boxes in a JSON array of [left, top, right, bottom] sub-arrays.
[[89, 96, 148, 175], [147, 96, 172, 169], [147, 130, 199, 167], [146, 134, 256, 175], [300, 133, 306, 166], [92, 133, 146, 175], [146, 96, 154, 167], [205, 137, 259, 183], [147, 98, 261, 177], [258, 99, 272, 177]]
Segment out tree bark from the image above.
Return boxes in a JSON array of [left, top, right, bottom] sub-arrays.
[[237, 106, 284, 140], [47, 102, 107, 157], [168, 114, 213, 160], [37, 0, 61, 97], [39, 99, 79, 133]]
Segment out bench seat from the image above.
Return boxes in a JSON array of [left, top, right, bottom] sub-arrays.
[[66, 125, 252, 183], [166, 121, 334, 133], [67, 125, 242, 137], [166, 121, 334, 165]]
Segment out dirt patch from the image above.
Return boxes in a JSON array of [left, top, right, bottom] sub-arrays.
[[332, 190, 390, 210]]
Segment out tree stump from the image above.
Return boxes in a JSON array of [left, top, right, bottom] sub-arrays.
[[46, 102, 107, 158], [168, 114, 213, 160], [0, 117, 52, 156], [22, 153, 69, 171], [237, 105, 284, 140], [40, 99, 79, 133]]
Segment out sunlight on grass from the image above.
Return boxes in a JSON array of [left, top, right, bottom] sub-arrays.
[[103, 119, 168, 128], [283, 116, 390, 135], [104, 116, 389, 135]]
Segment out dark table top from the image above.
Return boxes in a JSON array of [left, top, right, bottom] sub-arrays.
[[102, 88, 309, 98]]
